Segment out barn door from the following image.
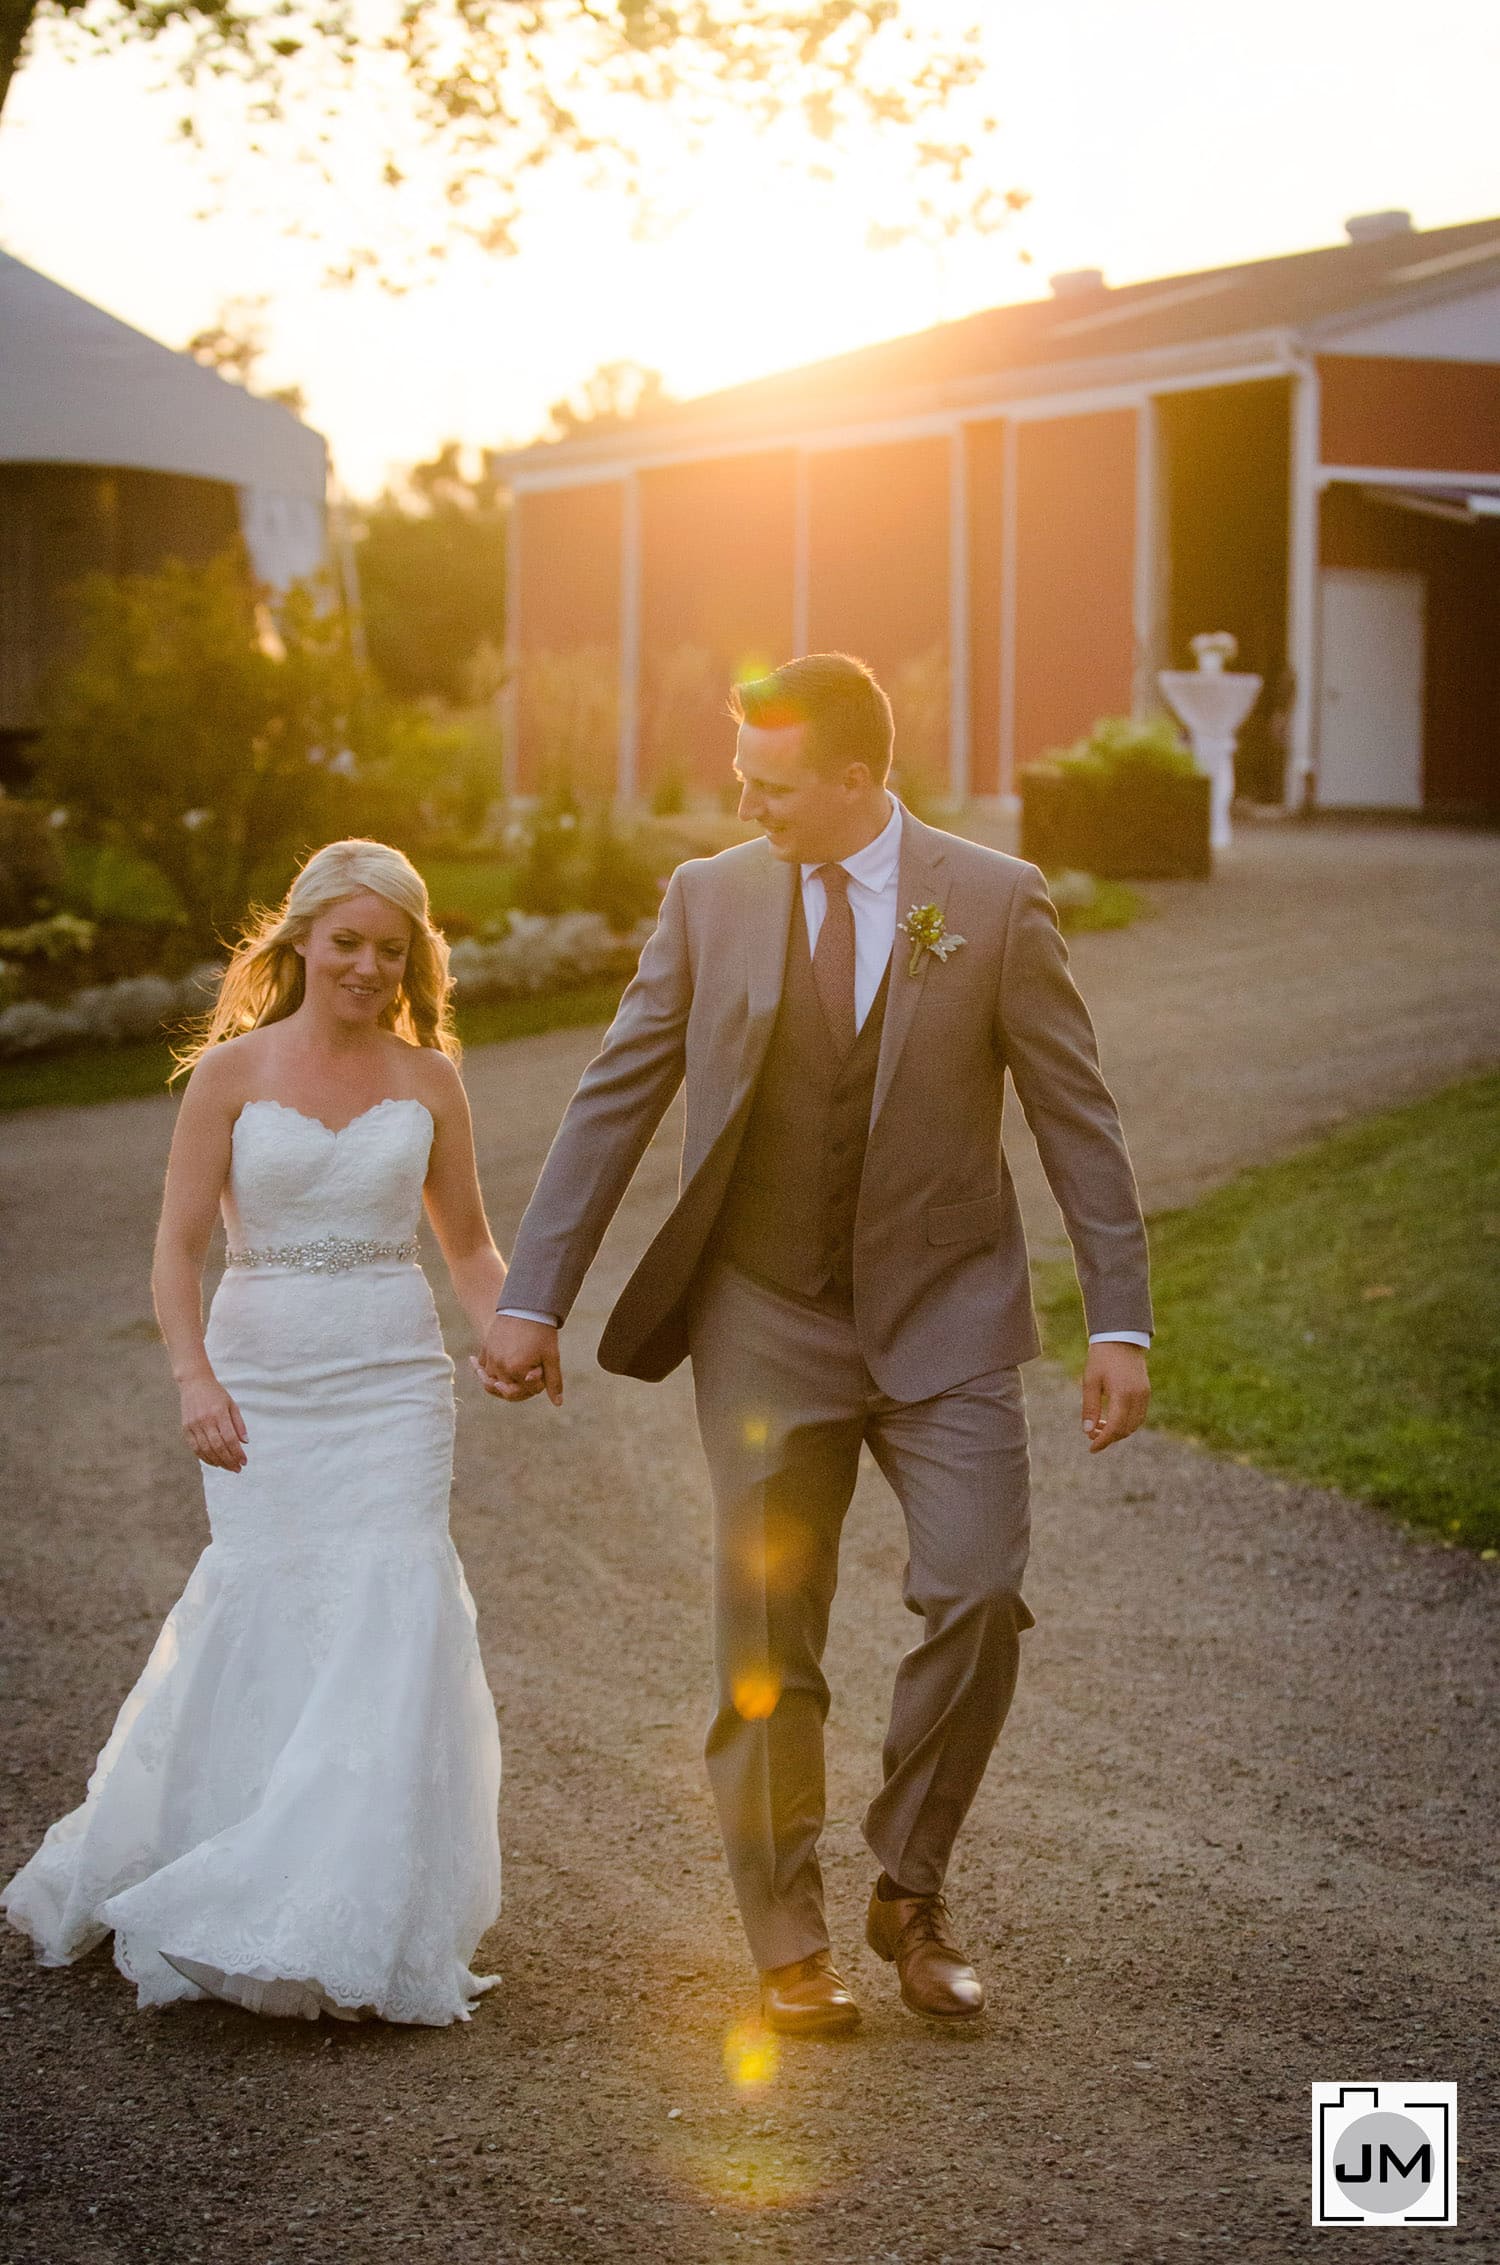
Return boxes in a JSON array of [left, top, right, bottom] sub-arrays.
[[1317, 568, 1425, 808]]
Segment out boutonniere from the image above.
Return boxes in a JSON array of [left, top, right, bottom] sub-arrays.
[[899, 902, 965, 978]]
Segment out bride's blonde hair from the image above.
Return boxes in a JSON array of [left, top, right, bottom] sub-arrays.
[[174, 838, 459, 1079]]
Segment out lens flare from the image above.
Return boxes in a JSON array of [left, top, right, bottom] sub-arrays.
[[741, 1415, 769, 1450], [741, 1506, 810, 1594], [723, 2018, 779, 2091], [731, 1668, 780, 1721]]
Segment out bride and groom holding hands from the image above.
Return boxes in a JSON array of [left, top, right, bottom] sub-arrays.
[[4, 651, 1152, 2038]]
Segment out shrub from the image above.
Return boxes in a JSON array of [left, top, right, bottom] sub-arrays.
[[1049, 713, 1198, 782], [889, 645, 951, 795], [1022, 713, 1210, 881], [0, 797, 65, 923], [649, 771, 689, 817], [644, 645, 721, 793], [32, 552, 368, 941], [523, 648, 618, 803], [355, 700, 505, 857], [0, 912, 97, 963], [357, 486, 508, 707]]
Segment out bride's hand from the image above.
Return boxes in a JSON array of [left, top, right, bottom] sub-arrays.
[[179, 1373, 249, 1472]]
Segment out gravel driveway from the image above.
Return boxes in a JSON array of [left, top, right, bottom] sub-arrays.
[[2, 820, 1497, 2263]]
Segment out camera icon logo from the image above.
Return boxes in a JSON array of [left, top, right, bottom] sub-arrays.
[[1312, 2083, 1457, 2227]]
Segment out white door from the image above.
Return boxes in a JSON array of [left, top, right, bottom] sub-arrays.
[[1317, 568, 1425, 808]]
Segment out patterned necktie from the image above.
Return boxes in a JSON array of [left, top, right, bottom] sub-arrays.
[[812, 863, 857, 1056]]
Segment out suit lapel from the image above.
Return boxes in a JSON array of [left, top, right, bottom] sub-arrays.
[[870, 810, 951, 1130]]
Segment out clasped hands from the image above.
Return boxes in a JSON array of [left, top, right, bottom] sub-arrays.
[[472, 1314, 563, 1407], [473, 1317, 1149, 1451]]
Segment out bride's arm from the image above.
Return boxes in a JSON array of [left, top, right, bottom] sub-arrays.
[[152, 1049, 247, 1473], [420, 1057, 510, 1343]]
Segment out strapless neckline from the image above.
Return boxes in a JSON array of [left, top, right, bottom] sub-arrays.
[[236, 1097, 433, 1140]]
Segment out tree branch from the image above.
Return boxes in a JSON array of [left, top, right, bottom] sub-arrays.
[[0, 0, 40, 116]]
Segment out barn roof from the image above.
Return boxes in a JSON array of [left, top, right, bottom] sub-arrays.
[[504, 213, 1500, 479], [0, 252, 327, 502]]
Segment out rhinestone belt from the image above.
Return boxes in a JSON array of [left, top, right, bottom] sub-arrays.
[[224, 1234, 421, 1275]]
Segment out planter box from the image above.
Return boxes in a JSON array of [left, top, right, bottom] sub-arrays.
[[1020, 765, 1212, 881]]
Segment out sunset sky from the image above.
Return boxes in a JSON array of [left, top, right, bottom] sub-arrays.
[[1, 0, 1497, 498]]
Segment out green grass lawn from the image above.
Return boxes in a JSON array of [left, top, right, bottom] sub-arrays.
[[0, 980, 630, 1115], [1037, 1073, 1500, 1552]]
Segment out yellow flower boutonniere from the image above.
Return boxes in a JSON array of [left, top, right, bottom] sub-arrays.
[[898, 902, 965, 979]]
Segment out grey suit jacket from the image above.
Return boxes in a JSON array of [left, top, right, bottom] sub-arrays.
[[500, 807, 1152, 1400]]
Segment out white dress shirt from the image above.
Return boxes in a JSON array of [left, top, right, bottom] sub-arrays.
[[503, 791, 1147, 1348]]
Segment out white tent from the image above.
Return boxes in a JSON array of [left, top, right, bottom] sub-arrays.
[[0, 251, 328, 589]]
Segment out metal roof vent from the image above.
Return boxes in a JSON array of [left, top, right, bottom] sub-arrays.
[[1049, 266, 1107, 298], [1344, 209, 1414, 244]]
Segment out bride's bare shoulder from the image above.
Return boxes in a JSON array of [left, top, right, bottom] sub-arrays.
[[181, 1030, 270, 1110], [401, 1040, 466, 1116]]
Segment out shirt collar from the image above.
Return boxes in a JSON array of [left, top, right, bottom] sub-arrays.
[[802, 793, 903, 895]]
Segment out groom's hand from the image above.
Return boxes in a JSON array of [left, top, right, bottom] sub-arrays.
[[474, 1315, 563, 1407], [1081, 1342, 1150, 1452]]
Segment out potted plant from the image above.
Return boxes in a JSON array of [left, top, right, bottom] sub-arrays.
[[1020, 714, 1211, 880]]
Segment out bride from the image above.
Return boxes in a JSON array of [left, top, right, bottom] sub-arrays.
[[2, 839, 513, 2025]]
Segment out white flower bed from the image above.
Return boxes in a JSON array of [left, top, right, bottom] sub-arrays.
[[0, 912, 653, 1060], [0, 965, 224, 1059], [446, 911, 652, 1003]]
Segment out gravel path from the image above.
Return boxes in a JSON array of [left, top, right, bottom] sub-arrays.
[[2, 821, 1497, 2263]]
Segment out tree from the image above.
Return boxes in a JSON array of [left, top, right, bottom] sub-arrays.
[[33, 551, 367, 937], [547, 360, 673, 442], [356, 443, 508, 706], [184, 298, 307, 413], [0, 4, 1019, 285]]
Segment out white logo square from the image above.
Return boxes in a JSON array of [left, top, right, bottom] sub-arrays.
[[1312, 2082, 1457, 2227]]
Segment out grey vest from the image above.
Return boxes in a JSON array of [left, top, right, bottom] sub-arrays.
[[717, 887, 891, 1301]]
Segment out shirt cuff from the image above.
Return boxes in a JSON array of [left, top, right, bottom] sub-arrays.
[[496, 1308, 560, 1327], [1088, 1330, 1151, 1349]]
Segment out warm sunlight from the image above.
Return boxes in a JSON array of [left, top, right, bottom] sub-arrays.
[[2, 0, 1497, 491]]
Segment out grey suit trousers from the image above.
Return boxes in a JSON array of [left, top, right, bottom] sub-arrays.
[[688, 1260, 1035, 1971]]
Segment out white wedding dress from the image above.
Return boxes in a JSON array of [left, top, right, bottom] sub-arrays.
[[2, 1097, 502, 2025]]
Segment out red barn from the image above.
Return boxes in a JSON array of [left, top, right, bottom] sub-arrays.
[[497, 212, 1500, 818]]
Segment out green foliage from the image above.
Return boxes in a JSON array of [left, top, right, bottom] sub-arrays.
[[1, 5, 1017, 288], [33, 552, 367, 941], [356, 446, 508, 705], [499, 781, 666, 926], [889, 644, 951, 798], [548, 361, 671, 441], [1044, 713, 1198, 783], [1037, 1075, 1500, 1551], [1045, 872, 1146, 934], [0, 911, 96, 961], [509, 785, 583, 918], [0, 796, 65, 922], [62, 841, 185, 927], [29, 547, 515, 944], [649, 772, 689, 818], [574, 808, 663, 931], [356, 701, 505, 856], [417, 857, 519, 932], [524, 647, 619, 803]]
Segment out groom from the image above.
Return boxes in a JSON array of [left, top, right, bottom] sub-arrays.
[[480, 653, 1152, 2035]]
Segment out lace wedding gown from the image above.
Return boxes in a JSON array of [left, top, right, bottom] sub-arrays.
[[3, 1097, 502, 2025]]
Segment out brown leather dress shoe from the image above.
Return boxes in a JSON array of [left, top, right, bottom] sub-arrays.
[[758, 1948, 861, 2037], [866, 1884, 986, 2019]]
